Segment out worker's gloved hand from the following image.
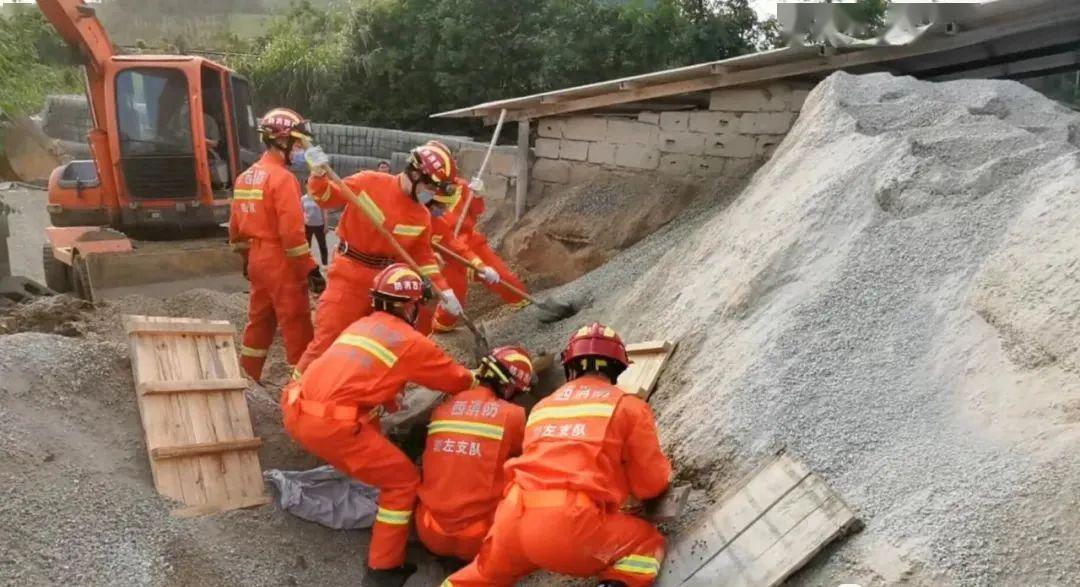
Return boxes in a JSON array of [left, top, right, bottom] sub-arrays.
[[478, 266, 500, 285], [439, 290, 463, 316], [307, 268, 326, 294], [304, 146, 330, 176], [468, 178, 485, 193]]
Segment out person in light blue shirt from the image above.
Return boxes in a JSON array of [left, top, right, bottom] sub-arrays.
[[301, 193, 329, 265]]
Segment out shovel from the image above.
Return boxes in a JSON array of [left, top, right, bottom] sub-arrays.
[[313, 163, 491, 359], [432, 242, 578, 323]]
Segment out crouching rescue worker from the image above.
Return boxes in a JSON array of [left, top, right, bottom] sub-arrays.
[[416, 347, 532, 564], [282, 263, 475, 587], [229, 107, 326, 381], [445, 323, 672, 587], [293, 144, 464, 376]]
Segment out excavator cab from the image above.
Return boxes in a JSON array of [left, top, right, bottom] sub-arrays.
[[37, 0, 255, 301]]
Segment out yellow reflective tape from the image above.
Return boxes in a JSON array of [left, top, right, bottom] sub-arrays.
[[577, 326, 591, 336], [613, 554, 660, 575], [315, 187, 333, 202], [470, 257, 484, 268], [428, 420, 504, 441], [375, 507, 411, 525], [392, 224, 425, 237], [418, 264, 439, 276], [527, 403, 616, 426], [603, 327, 616, 338], [504, 352, 532, 368], [285, 243, 310, 257], [432, 234, 443, 244], [384, 267, 417, 284], [233, 188, 263, 201], [356, 190, 385, 224], [291, 368, 302, 381], [440, 581, 454, 587], [336, 334, 397, 368], [240, 345, 268, 358]]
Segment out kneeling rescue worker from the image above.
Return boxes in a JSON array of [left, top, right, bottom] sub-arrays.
[[416, 346, 532, 563], [444, 323, 673, 587], [281, 263, 475, 587], [229, 108, 326, 381]]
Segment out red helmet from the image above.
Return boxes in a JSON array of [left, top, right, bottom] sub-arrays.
[[258, 107, 313, 142], [408, 144, 457, 189], [480, 346, 534, 400], [370, 264, 427, 326], [425, 139, 453, 156], [561, 322, 630, 372]]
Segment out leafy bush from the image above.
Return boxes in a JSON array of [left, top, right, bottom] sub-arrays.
[[0, 11, 82, 115]]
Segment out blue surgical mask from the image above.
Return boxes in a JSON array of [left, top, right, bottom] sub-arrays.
[[290, 149, 307, 170], [416, 188, 435, 205]]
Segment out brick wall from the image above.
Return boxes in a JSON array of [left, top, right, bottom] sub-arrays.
[[529, 80, 813, 197]]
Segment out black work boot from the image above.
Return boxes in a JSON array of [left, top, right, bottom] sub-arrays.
[[362, 563, 417, 587], [597, 581, 628, 587]]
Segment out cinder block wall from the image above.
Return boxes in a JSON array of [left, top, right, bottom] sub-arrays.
[[529, 81, 813, 198]]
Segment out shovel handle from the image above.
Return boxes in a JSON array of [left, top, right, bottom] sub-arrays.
[[455, 108, 507, 237], [433, 241, 537, 305], [318, 166, 490, 347]]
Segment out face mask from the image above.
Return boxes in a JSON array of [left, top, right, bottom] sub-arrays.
[[290, 149, 307, 170], [415, 188, 435, 205]]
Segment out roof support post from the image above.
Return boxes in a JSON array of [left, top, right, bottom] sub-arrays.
[[515, 118, 530, 221]]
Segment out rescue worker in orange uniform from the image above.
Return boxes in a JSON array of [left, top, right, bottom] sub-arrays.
[[293, 144, 464, 376], [282, 263, 475, 587], [445, 323, 673, 587], [416, 346, 532, 564], [229, 108, 326, 381], [424, 141, 530, 334], [415, 211, 501, 335]]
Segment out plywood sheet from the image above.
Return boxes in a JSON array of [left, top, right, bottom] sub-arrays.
[[124, 315, 268, 515], [657, 454, 858, 587], [617, 340, 677, 400]]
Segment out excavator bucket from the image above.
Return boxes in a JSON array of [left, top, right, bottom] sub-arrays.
[[46, 227, 246, 302], [0, 114, 63, 184]]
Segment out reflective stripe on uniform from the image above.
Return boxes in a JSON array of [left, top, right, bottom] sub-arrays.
[[613, 554, 660, 575], [314, 187, 333, 202], [234, 188, 263, 200], [285, 243, 311, 257], [291, 368, 302, 381], [526, 403, 616, 426], [375, 507, 411, 525], [428, 419, 504, 441], [240, 345, 269, 358], [355, 190, 386, 224], [440, 581, 454, 587], [418, 264, 439, 276], [336, 334, 397, 367], [392, 224, 425, 237]]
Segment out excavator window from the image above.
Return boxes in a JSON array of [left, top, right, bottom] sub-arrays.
[[115, 68, 198, 199]]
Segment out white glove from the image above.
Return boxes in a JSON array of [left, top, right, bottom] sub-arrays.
[[305, 146, 330, 176], [478, 266, 500, 285], [468, 178, 485, 193], [439, 290, 463, 316]]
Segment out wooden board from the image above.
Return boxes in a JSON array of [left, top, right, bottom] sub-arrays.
[[657, 454, 858, 587], [124, 315, 269, 515], [617, 340, 677, 400]]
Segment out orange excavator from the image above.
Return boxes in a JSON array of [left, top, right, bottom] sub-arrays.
[[37, 0, 257, 300]]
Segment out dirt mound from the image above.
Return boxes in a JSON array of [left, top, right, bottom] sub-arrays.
[[4, 294, 92, 336], [501, 175, 701, 287]]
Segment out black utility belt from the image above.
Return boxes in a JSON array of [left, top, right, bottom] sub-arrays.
[[337, 242, 395, 268]]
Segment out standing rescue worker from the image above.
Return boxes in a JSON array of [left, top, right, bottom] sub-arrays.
[[424, 141, 530, 333], [444, 323, 672, 587], [293, 144, 465, 375], [415, 210, 500, 335], [229, 108, 326, 381], [416, 346, 532, 563], [282, 263, 475, 587]]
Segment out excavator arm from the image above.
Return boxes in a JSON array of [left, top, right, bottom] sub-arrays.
[[35, 0, 114, 74]]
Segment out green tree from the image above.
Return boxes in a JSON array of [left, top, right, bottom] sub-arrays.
[[0, 11, 82, 115]]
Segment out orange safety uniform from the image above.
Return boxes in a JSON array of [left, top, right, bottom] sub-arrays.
[[416, 385, 526, 561], [229, 151, 317, 381], [416, 213, 484, 335], [282, 310, 474, 570], [445, 374, 672, 587], [432, 180, 529, 333], [295, 171, 450, 374]]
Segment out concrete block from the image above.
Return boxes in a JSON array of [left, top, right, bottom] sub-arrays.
[[658, 154, 692, 176], [709, 87, 768, 112], [755, 135, 785, 158], [688, 111, 737, 135], [568, 162, 602, 184], [534, 138, 560, 159], [562, 116, 608, 142], [606, 119, 659, 145], [588, 142, 616, 165], [791, 89, 812, 111], [689, 156, 726, 177], [659, 131, 706, 156], [763, 82, 793, 111], [532, 158, 571, 183], [738, 112, 796, 135], [638, 111, 660, 125], [537, 118, 563, 138], [614, 144, 660, 170], [488, 149, 519, 177], [724, 157, 759, 179], [559, 139, 589, 162], [478, 174, 510, 199], [704, 134, 756, 158], [660, 111, 689, 131]]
